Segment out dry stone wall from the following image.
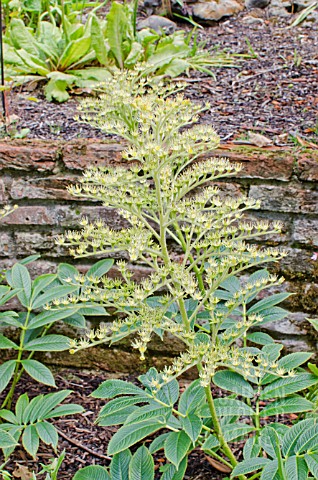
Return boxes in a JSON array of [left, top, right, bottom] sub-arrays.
[[0, 138, 317, 366]]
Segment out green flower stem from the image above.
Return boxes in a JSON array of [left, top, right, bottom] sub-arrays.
[[198, 443, 233, 470], [1, 307, 31, 410]]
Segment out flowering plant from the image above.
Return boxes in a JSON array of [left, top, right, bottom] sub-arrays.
[[58, 71, 318, 479]]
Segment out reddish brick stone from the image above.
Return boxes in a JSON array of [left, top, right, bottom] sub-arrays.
[[297, 151, 318, 181], [0, 140, 59, 172], [249, 185, 318, 214], [62, 140, 125, 170], [212, 145, 295, 181], [10, 176, 82, 201]]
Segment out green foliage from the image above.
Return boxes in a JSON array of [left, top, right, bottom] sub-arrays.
[[0, 258, 111, 410], [62, 70, 318, 477], [0, 391, 82, 459], [4, 0, 240, 101]]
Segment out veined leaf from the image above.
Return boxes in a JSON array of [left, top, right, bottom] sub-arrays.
[[0, 360, 16, 393], [213, 370, 254, 398], [260, 396, 314, 417], [178, 379, 206, 415], [24, 334, 70, 351], [214, 398, 254, 417], [129, 446, 154, 480], [9, 19, 39, 56], [164, 430, 191, 469], [155, 380, 179, 406], [31, 285, 78, 310], [110, 449, 132, 480], [11, 263, 32, 307], [260, 373, 318, 400], [181, 414, 202, 444], [34, 390, 72, 420], [0, 429, 18, 449], [58, 36, 91, 70], [247, 293, 290, 315], [201, 434, 220, 451], [125, 404, 171, 426], [0, 334, 18, 350], [91, 15, 109, 66], [28, 306, 79, 329], [259, 459, 279, 480], [43, 404, 84, 419], [260, 427, 281, 458], [21, 359, 55, 387], [294, 424, 318, 454], [35, 421, 58, 449], [73, 466, 111, 480], [232, 458, 270, 477], [106, 2, 130, 69], [149, 433, 169, 454], [223, 423, 255, 442], [22, 424, 39, 458], [305, 453, 318, 478], [281, 419, 314, 457], [108, 420, 163, 455], [160, 457, 187, 480], [92, 379, 146, 399], [285, 456, 308, 480]]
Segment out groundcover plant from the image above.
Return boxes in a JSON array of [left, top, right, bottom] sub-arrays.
[[53, 71, 318, 478]]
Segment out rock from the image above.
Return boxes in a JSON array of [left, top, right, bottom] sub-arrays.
[[192, 0, 243, 22], [245, 0, 271, 8], [137, 15, 177, 34]]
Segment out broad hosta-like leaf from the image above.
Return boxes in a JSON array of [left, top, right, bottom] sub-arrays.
[[90, 15, 109, 66], [129, 446, 154, 480], [106, 2, 130, 69], [108, 420, 163, 455], [21, 359, 56, 387], [164, 431, 191, 469]]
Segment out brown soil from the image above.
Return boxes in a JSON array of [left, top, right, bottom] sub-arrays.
[[0, 369, 232, 479], [5, 12, 318, 145]]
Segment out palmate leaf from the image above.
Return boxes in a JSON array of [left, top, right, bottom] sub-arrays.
[[129, 446, 154, 480], [0, 429, 18, 449], [35, 421, 58, 449], [32, 390, 72, 420], [43, 404, 84, 419]]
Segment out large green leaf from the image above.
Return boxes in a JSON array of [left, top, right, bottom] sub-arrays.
[[214, 398, 254, 417], [35, 421, 58, 449], [21, 359, 55, 387], [92, 379, 145, 399], [260, 373, 318, 400], [33, 390, 72, 420], [164, 431, 191, 468], [285, 456, 308, 480], [31, 273, 57, 300], [22, 424, 39, 458], [155, 380, 179, 406], [147, 43, 189, 72], [73, 466, 110, 480], [43, 404, 84, 419], [44, 72, 77, 102], [24, 334, 70, 351], [160, 457, 187, 480], [149, 433, 169, 454], [222, 423, 255, 442], [31, 285, 78, 310], [281, 419, 313, 457], [129, 446, 154, 480], [98, 395, 150, 420], [247, 293, 290, 315], [0, 429, 18, 449], [9, 19, 39, 56], [232, 458, 270, 477], [181, 414, 202, 444], [0, 360, 16, 393], [108, 420, 163, 455], [125, 404, 171, 426], [11, 263, 32, 307], [0, 334, 18, 349], [28, 306, 79, 329], [260, 427, 281, 458], [58, 36, 92, 70], [294, 424, 318, 454], [213, 370, 254, 398], [178, 379, 206, 415], [91, 15, 109, 66], [110, 450, 132, 480], [106, 2, 130, 69], [260, 396, 314, 417], [305, 453, 318, 478]]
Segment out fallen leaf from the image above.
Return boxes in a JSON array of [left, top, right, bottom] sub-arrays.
[[248, 132, 273, 147], [13, 465, 33, 480], [205, 455, 232, 473]]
